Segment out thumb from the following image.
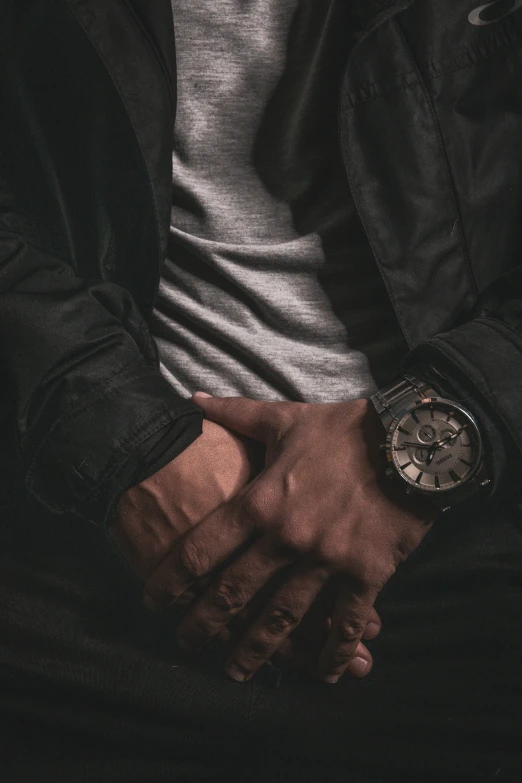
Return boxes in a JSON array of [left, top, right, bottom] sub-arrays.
[[191, 391, 279, 441]]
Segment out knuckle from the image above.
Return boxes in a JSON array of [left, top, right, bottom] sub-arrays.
[[242, 485, 275, 524], [346, 553, 371, 578], [271, 402, 295, 435], [265, 604, 301, 634], [337, 619, 365, 644], [211, 579, 247, 613], [379, 560, 397, 586], [396, 534, 415, 564], [178, 539, 210, 580], [275, 526, 314, 557], [269, 540, 306, 561], [315, 540, 345, 568], [241, 488, 264, 521], [352, 554, 393, 592], [342, 557, 377, 591]]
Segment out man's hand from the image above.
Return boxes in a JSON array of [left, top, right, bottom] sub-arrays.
[[111, 414, 381, 680], [109, 418, 260, 585], [215, 578, 383, 680], [142, 393, 435, 684]]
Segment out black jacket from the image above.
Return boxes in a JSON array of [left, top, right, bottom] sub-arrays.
[[1, 0, 521, 528]]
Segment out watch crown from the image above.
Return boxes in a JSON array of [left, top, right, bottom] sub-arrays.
[[379, 443, 387, 452], [385, 467, 395, 478]]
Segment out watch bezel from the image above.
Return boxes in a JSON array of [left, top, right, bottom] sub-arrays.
[[384, 396, 484, 495]]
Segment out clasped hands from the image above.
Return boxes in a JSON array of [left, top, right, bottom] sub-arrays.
[[111, 393, 435, 685]]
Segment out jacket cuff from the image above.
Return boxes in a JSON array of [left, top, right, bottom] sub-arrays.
[[23, 362, 204, 527], [402, 317, 521, 503], [104, 413, 204, 529], [131, 414, 204, 486]]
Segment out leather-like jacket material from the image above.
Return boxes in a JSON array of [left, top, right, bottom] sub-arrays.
[[1, 0, 521, 526]]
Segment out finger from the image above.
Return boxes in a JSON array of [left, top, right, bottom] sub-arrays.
[[268, 604, 376, 679], [172, 574, 215, 607], [210, 560, 299, 654], [362, 606, 382, 640], [312, 582, 382, 641], [317, 579, 380, 682], [295, 607, 378, 650], [211, 572, 321, 659], [220, 618, 375, 682], [191, 393, 286, 442], [217, 602, 374, 680], [276, 605, 378, 676], [212, 577, 380, 677], [242, 588, 379, 663], [217, 624, 298, 671], [345, 642, 374, 678], [174, 539, 299, 652], [224, 565, 330, 682], [225, 598, 332, 660], [284, 638, 374, 681], [289, 602, 332, 649], [217, 605, 319, 672], [270, 633, 323, 676], [142, 493, 252, 612]]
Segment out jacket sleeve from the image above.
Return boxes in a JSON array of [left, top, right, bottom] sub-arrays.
[[0, 180, 203, 528], [402, 266, 522, 505]]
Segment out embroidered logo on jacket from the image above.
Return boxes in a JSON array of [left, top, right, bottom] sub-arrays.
[[469, 0, 522, 25]]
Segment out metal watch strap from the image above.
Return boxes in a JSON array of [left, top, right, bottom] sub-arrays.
[[371, 374, 439, 432]]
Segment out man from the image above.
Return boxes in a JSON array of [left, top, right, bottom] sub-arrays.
[[1, 0, 521, 781]]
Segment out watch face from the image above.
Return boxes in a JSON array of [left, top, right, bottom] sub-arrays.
[[389, 399, 482, 493]]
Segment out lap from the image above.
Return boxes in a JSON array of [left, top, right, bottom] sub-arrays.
[[1, 496, 521, 782], [251, 498, 522, 781]]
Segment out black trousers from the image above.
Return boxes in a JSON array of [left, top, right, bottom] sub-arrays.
[[1, 494, 521, 783]]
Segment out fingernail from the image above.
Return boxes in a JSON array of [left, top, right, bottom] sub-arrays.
[[193, 391, 213, 398], [350, 657, 370, 677], [142, 593, 161, 613], [225, 664, 249, 682], [324, 675, 339, 684], [367, 622, 380, 634]]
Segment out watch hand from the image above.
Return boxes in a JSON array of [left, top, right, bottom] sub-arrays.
[[425, 426, 466, 467], [431, 426, 466, 450], [426, 448, 437, 466], [401, 441, 442, 448]]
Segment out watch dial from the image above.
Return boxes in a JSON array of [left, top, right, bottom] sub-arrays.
[[389, 400, 482, 492]]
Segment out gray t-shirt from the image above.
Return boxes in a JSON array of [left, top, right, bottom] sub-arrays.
[[150, 1, 407, 403]]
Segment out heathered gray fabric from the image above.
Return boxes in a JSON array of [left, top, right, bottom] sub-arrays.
[[150, 1, 407, 403]]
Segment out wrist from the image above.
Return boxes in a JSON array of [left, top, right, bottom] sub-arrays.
[[371, 374, 489, 513]]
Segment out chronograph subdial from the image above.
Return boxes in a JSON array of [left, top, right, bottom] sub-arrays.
[[414, 446, 430, 464], [417, 424, 436, 444], [389, 400, 481, 492]]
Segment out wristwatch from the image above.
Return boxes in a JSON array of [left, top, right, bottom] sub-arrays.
[[371, 374, 490, 512]]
